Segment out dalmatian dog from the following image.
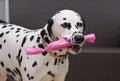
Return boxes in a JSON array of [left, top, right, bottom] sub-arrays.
[[0, 9, 85, 81]]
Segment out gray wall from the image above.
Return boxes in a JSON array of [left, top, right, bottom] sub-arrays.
[[0, 0, 5, 21], [9, 0, 120, 81], [10, 0, 120, 48], [0, 0, 10, 23]]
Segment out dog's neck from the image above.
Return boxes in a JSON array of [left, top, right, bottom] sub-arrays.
[[38, 25, 68, 58]]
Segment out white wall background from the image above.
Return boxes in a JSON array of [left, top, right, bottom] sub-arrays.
[[0, 0, 10, 23]]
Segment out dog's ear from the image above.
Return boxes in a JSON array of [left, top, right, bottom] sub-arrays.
[[47, 18, 54, 37], [81, 17, 86, 32]]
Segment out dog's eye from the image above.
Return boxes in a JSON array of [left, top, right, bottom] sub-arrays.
[[61, 22, 71, 30], [77, 22, 83, 27]]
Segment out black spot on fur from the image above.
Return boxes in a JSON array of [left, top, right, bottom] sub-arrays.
[[3, 39, 6, 43], [10, 28, 15, 30], [25, 31, 32, 33], [44, 37, 51, 43], [17, 28, 21, 30], [8, 53, 11, 59], [54, 58, 57, 65], [46, 62, 49, 67], [51, 74, 55, 78], [17, 49, 23, 66], [2, 25, 7, 28], [0, 61, 4, 67], [36, 37, 41, 43], [41, 29, 51, 44], [16, 34, 20, 37], [47, 71, 55, 78], [42, 52, 47, 56], [47, 19, 54, 37], [27, 74, 30, 78], [15, 67, 22, 78], [32, 61, 37, 67], [41, 30, 46, 38], [0, 32, 4, 37], [15, 31, 20, 33], [21, 35, 27, 47], [47, 71, 51, 75], [6, 68, 15, 76], [18, 56, 23, 66], [61, 22, 71, 30], [27, 73, 34, 80], [58, 59, 61, 64], [38, 44, 44, 48], [15, 28, 21, 33], [30, 35, 34, 41], [16, 40, 19, 43], [61, 60, 64, 64], [24, 67, 26, 71], [63, 18, 67, 20], [6, 31, 10, 34], [6, 67, 23, 81], [18, 49, 21, 59], [0, 44, 2, 49], [31, 76, 34, 79]]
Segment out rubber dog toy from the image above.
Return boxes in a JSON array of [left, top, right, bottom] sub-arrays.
[[25, 33, 96, 55]]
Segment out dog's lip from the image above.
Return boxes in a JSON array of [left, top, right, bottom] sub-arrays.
[[69, 45, 81, 49], [68, 44, 81, 52], [64, 38, 82, 49]]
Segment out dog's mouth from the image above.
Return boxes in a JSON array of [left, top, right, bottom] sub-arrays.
[[61, 37, 83, 54], [67, 44, 82, 54]]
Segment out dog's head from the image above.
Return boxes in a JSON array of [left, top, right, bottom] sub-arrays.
[[46, 9, 85, 54]]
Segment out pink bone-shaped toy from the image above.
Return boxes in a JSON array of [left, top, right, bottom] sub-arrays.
[[25, 33, 96, 55]]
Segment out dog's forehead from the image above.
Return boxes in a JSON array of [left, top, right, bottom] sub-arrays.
[[52, 10, 82, 22]]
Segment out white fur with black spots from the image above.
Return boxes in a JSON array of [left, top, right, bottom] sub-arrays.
[[0, 9, 85, 81]]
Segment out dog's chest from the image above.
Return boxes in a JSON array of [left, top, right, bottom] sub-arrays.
[[38, 57, 69, 80], [24, 55, 68, 81]]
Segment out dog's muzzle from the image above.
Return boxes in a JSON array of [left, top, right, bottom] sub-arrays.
[[67, 34, 84, 54], [74, 35, 84, 44], [71, 34, 84, 45]]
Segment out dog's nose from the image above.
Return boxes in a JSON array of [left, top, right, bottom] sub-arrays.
[[74, 35, 84, 43]]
